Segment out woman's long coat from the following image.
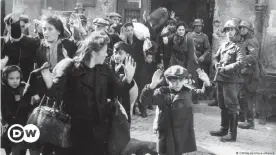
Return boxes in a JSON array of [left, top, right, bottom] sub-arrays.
[[167, 34, 199, 82], [47, 58, 134, 155]]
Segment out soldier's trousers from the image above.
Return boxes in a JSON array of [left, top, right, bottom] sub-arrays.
[[217, 82, 242, 114], [239, 74, 257, 122]]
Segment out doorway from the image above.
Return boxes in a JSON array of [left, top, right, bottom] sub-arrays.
[[150, 0, 215, 43]]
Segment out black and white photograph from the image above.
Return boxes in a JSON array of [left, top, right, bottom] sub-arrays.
[[0, 0, 276, 155]]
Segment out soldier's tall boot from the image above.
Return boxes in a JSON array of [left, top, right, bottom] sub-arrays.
[[238, 97, 246, 122], [238, 97, 255, 129], [221, 113, 238, 142], [209, 110, 229, 136]]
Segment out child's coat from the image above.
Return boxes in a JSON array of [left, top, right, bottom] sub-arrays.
[[140, 84, 207, 155]]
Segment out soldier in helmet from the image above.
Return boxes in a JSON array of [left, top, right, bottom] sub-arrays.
[[188, 19, 211, 104], [238, 20, 259, 129], [188, 19, 211, 90], [209, 19, 245, 142], [140, 66, 211, 155]]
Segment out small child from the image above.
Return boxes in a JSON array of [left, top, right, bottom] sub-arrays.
[[1, 65, 34, 155], [110, 41, 138, 123], [140, 65, 211, 155]]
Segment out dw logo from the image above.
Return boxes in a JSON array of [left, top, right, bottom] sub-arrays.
[[8, 124, 40, 143]]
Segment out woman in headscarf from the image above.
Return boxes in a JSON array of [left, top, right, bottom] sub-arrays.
[[4, 8, 80, 155], [162, 21, 201, 104]]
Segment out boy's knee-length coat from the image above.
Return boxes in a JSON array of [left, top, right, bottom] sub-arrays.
[[140, 84, 207, 155]]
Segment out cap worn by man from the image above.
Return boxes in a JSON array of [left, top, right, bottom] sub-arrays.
[[93, 18, 110, 27], [107, 12, 122, 18], [164, 65, 189, 79]]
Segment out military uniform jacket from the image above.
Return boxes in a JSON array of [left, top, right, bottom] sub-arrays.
[[214, 41, 245, 83], [188, 32, 211, 64], [241, 35, 259, 77]]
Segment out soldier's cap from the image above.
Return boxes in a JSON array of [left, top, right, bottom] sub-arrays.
[[107, 12, 122, 18], [193, 18, 204, 26], [93, 18, 110, 27], [4, 14, 29, 25], [164, 65, 189, 79]]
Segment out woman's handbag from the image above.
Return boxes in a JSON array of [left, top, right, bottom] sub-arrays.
[[27, 95, 71, 148], [108, 98, 131, 155]]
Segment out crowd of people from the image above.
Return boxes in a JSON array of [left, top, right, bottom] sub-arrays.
[[1, 2, 260, 155]]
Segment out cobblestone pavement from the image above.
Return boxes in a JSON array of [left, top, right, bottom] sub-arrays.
[[130, 101, 276, 155], [2, 101, 276, 155]]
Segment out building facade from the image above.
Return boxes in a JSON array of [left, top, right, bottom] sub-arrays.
[[2, 0, 276, 113]]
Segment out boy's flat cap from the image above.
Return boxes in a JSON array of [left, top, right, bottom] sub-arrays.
[[164, 65, 189, 79]]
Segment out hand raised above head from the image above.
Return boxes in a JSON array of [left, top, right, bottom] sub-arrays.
[[1, 56, 9, 70], [124, 56, 136, 83], [161, 26, 169, 36], [170, 11, 175, 19], [12, 5, 26, 22], [197, 68, 211, 86], [150, 69, 164, 89]]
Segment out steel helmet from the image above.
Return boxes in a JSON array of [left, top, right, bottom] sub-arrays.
[[231, 18, 242, 25], [239, 20, 253, 31], [193, 18, 204, 26], [222, 19, 239, 32]]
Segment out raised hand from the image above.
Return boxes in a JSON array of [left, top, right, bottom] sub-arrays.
[[161, 26, 169, 36], [119, 26, 127, 41], [196, 68, 211, 86], [150, 69, 164, 89], [143, 38, 152, 52], [12, 5, 26, 22], [170, 11, 175, 19], [1, 56, 9, 70], [123, 56, 136, 84]]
